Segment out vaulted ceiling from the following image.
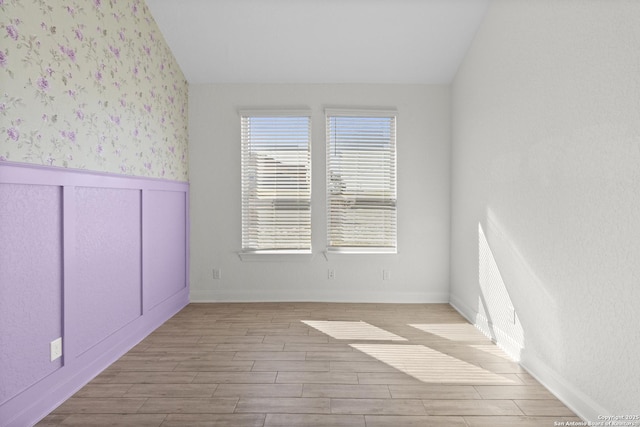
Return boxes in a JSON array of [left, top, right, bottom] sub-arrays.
[[146, 0, 489, 84]]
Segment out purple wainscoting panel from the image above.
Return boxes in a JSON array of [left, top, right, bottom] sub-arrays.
[[0, 184, 63, 405], [0, 162, 189, 427], [143, 190, 187, 310], [73, 187, 142, 356]]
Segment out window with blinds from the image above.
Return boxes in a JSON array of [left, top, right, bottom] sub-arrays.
[[240, 111, 312, 253], [326, 110, 397, 253]]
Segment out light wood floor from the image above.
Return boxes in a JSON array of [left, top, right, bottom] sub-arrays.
[[38, 303, 580, 426]]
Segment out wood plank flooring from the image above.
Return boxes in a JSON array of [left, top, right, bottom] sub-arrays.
[[38, 303, 580, 426]]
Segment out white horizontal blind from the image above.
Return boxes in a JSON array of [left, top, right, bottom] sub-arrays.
[[326, 111, 397, 252], [241, 112, 311, 252]]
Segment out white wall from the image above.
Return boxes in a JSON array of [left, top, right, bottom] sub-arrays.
[[451, 0, 640, 419], [189, 84, 450, 303]]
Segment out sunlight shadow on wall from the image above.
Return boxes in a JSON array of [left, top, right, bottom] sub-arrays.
[[351, 344, 516, 384], [477, 222, 524, 361], [302, 320, 407, 341]]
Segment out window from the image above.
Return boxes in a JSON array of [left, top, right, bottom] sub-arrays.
[[240, 110, 312, 253], [326, 109, 397, 253]]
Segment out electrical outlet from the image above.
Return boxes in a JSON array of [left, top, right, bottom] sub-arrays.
[[328, 269, 335, 280], [213, 268, 221, 280], [383, 270, 391, 280], [50, 337, 62, 361]]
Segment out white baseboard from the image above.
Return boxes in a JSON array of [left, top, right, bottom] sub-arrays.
[[191, 289, 450, 304], [449, 293, 608, 422], [519, 353, 609, 423]]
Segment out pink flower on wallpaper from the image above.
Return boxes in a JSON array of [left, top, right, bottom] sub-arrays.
[[109, 45, 120, 59], [68, 89, 77, 99], [0, 50, 6, 67], [7, 127, 19, 141], [6, 25, 18, 41], [66, 6, 76, 17], [60, 45, 76, 62], [94, 0, 101, 8], [119, 30, 125, 41], [0, 103, 6, 112], [96, 144, 103, 154], [76, 109, 84, 120], [119, 98, 126, 107], [144, 104, 151, 113], [42, 114, 48, 121], [168, 146, 175, 154], [143, 46, 151, 56], [110, 115, 121, 125], [74, 28, 83, 41], [133, 66, 138, 76], [61, 130, 76, 142], [144, 162, 152, 170], [95, 70, 103, 81], [37, 76, 49, 91], [46, 67, 54, 76]]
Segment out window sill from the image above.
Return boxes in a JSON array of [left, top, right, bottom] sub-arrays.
[[238, 250, 314, 262], [323, 248, 398, 260]]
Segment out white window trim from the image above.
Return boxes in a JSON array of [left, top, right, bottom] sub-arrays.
[[325, 108, 398, 254], [238, 250, 315, 262], [239, 108, 312, 257]]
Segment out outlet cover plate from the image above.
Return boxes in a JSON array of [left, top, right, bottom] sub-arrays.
[[50, 337, 62, 361]]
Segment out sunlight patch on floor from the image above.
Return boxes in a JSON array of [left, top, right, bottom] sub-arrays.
[[468, 344, 512, 360], [409, 323, 490, 341], [302, 320, 407, 341], [350, 344, 515, 384]]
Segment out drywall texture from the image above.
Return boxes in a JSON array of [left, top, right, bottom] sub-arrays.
[[0, 0, 188, 180], [451, 0, 640, 418], [189, 84, 450, 302]]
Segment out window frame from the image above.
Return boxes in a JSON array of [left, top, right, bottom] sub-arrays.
[[239, 108, 313, 256], [325, 108, 398, 254]]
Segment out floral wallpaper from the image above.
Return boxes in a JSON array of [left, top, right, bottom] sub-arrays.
[[0, 0, 189, 181]]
